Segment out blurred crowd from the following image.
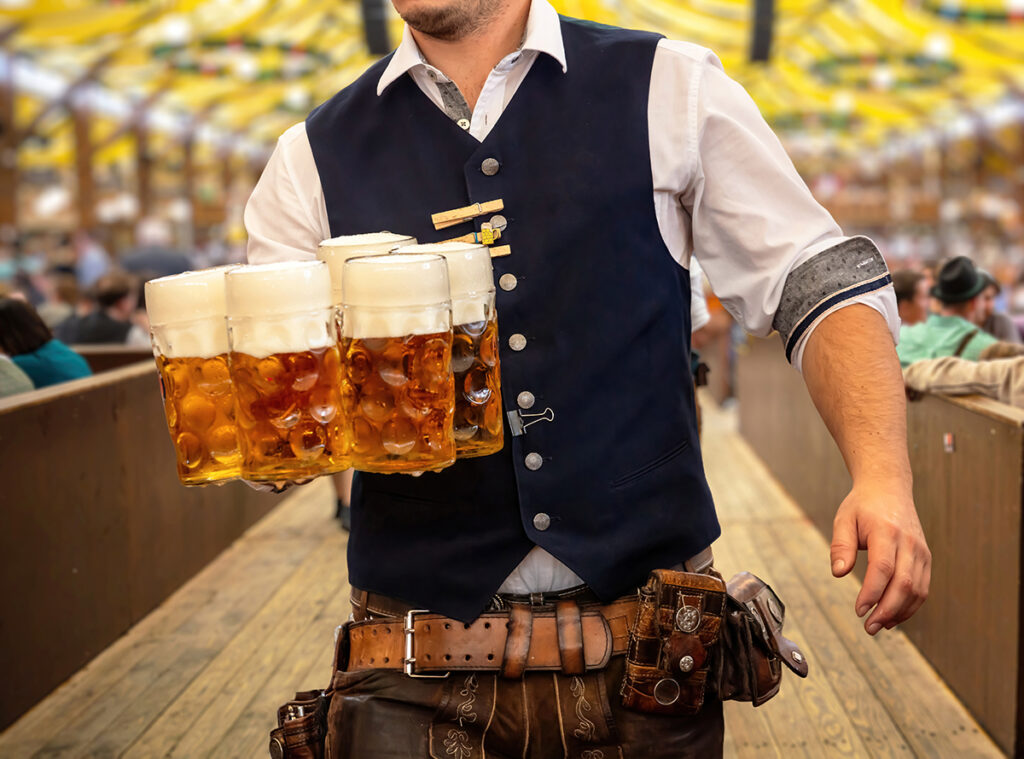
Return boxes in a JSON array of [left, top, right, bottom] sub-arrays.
[[0, 217, 245, 399]]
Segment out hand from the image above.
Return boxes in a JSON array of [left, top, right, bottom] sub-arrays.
[[829, 482, 931, 636], [243, 478, 314, 494]]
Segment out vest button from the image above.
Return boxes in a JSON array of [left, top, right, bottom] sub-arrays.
[[525, 452, 543, 471], [533, 512, 551, 531], [457, 118, 471, 130], [517, 391, 535, 409], [481, 157, 500, 176], [508, 333, 527, 351], [489, 214, 507, 230], [499, 273, 518, 291]]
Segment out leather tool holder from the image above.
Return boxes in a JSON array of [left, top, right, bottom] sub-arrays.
[[268, 689, 330, 759], [712, 572, 809, 707], [619, 568, 727, 715]]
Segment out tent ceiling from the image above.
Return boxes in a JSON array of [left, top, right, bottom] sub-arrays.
[[3, 0, 1024, 167]]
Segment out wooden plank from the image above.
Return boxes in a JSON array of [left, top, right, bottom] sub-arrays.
[[770, 521, 1002, 757], [120, 528, 344, 756]]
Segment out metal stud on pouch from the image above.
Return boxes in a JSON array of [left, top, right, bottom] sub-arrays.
[[653, 677, 681, 706], [792, 651, 804, 664], [679, 655, 695, 673], [676, 605, 701, 634]]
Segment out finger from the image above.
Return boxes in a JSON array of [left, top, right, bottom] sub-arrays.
[[886, 545, 931, 628], [864, 543, 917, 634], [830, 511, 859, 578], [855, 528, 897, 618]]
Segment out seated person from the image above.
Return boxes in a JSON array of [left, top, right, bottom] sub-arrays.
[[892, 269, 931, 327], [898, 256, 1024, 368], [0, 298, 92, 389], [0, 351, 34, 397], [55, 270, 150, 348], [978, 271, 1022, 344], [904, 355, 1023, 409]]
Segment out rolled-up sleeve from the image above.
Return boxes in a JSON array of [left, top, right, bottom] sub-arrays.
[[682, 52, 898, 369]]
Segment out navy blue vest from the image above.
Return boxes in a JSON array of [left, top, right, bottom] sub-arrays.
[[306, 18, 720, 621]]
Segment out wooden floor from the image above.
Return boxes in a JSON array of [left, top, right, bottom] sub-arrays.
[[0, 397, 1004, 758]]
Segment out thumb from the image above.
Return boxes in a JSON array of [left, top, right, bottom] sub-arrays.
[[830, 512, 858, 577]]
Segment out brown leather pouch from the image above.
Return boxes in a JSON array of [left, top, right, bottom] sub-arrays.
[[619, 568, 727, 715], [268, 689, 330, 759], [712, 572, 809, 706]]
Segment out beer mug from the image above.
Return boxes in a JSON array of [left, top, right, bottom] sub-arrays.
[[340, 253, 456, 473], [318, 232, 417, 307], [145, 266, 241, 486], [225, 261, 348, 482], [395, 243, 503, 458]]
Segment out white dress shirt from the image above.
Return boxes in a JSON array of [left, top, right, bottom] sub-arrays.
[[244, 0, 899, 594]]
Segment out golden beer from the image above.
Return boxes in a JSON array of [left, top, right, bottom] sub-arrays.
[[452, 315, 503, 457], [226, 261, 349, 482], [341, 253, 456, 473], [230, 345, 347, 480], [146, 267, 242, 486], [340, 332, 455, 472], [394, 242, 504, 458]]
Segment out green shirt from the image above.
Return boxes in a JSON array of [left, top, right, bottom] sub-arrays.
[[897, 313, 998, 368]]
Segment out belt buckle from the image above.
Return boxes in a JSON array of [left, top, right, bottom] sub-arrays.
[[403, 610, 451, 679]]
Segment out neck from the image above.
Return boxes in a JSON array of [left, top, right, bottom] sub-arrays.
[[939, 304, 970, 320], [410, 0, 531, 111]]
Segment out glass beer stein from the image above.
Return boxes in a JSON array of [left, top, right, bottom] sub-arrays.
[[339, 253, 456, 473], [225, 261, 348, 482], [317, 232, 417, 307], [395, 242, 503, 458], [145, 266, 242, 486]]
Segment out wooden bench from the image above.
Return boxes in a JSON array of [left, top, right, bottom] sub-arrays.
[[737, 335, 1024, 756], [70, 344, 154, 374], [0, 363, 280, 730]]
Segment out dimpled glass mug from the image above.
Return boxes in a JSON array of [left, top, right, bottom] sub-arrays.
[[225, 261, 349, 482], [339, 253, 456, 473], [146, 266, 242, 486], [393, 242, 503, 459]]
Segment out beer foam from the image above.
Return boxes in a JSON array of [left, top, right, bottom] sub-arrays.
[[225, 261, 335, 357], [394, 243, 495, 325], [318, 232, 417, 303], [146, 266, 237, 359], [341, 253, 451, 339]]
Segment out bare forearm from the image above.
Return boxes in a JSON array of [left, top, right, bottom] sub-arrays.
[[802, 305, 911, 491], [799, 303, 929, 634]]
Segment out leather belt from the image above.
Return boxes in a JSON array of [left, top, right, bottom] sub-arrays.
[[344, 598, 638, 679]]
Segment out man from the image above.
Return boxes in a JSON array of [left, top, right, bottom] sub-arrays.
[[898, 257, 1020, 368], [246, 0, 929, 754], [54, 270, 150, 348], [978, 270, 1022, 344], [892, 268, 931, 327]]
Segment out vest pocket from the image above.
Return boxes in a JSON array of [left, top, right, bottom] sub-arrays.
[[609, 439, 690, 489]]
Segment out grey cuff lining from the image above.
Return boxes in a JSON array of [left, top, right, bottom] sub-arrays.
[[773, 238, 891, 361]]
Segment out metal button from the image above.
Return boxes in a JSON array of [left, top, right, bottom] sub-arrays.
[[269, 737, 285, 759], [517, 391, 535, 409], [508, 333, 527, 351], [481, 157, 500, 176], [532, 512, 551, 530], [679, 655, 695, 673], [499, 273, 517, 291], [489, 214, 507, 230], [675, 605, 701, 633], [525, 452, 543, 471], [457, 118, 471, 130], [792, 651, 804, 664]]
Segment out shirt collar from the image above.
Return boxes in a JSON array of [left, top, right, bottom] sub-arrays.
[[376, 0, 567, 96]]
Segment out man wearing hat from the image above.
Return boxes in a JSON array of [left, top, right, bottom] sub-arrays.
[[898, 256, 1008, 367]]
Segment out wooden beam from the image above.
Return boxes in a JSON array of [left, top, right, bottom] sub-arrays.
[[0, 43, 17, 239], [72, 106, 96, 232], [183, 134, 196, 227], [135, 121, 152, 219]]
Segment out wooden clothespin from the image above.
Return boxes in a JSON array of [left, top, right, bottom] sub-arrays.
[[431, 199, 504, 231], [441, 223, 502, 246]]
